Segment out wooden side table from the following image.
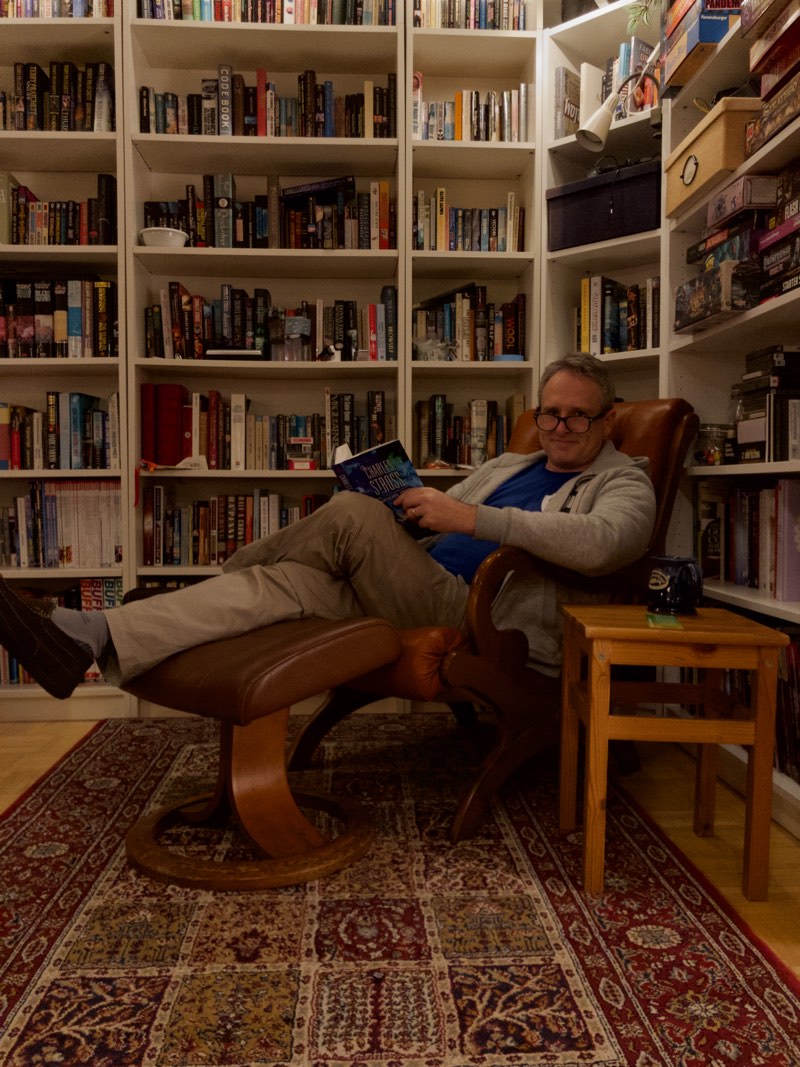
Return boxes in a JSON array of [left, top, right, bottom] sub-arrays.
[[559, 604, 788, 900]]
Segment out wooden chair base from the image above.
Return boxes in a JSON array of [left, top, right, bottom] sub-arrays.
[[126, 789, 373, 891], [125, 711, 373, 890]]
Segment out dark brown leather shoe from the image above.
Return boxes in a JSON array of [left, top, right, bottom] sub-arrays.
[[0, 576, 93, 699]]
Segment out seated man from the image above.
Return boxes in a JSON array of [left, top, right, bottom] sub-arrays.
[[0, 353, 656, 700]]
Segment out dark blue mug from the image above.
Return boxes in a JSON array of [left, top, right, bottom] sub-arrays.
[[646, 555, 703, 615]]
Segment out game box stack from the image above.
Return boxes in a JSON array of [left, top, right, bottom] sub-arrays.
[[674, 171, 778, 331], [663, 0, 741, 90], [745, 0, 800, 161], [674, 259, 762, 331], [759, 158, 800, 300]]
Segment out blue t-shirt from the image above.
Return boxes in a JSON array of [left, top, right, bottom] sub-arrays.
[[427, 460, 575, 583]]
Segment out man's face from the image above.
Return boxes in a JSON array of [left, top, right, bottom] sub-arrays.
[[538, 370, 612, 473]]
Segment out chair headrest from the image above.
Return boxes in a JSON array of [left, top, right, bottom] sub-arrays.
[[507, 398, 696, 495]]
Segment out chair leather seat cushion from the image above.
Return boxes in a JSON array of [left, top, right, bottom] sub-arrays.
[[122, 617, 403, 725]]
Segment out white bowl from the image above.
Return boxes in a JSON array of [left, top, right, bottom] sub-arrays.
[[139, 226, 189, 248]]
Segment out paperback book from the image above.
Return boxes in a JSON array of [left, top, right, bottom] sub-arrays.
[[332, 438, 423, 524]]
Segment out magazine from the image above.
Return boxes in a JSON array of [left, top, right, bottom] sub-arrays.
[[332, 439, 423, 522]]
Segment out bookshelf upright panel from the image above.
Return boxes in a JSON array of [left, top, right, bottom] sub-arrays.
[[0, 10, 132, 718]]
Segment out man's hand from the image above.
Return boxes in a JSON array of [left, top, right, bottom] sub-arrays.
[[395, 487, 478, 535]]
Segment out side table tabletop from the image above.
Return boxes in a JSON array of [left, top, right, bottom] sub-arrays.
[[559, 604, 789, 900]]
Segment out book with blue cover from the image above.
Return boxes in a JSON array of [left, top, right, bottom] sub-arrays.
[[332, 438, 422, 522]]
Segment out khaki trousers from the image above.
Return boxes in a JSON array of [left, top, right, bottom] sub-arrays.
[[104, 493, 470, 685]]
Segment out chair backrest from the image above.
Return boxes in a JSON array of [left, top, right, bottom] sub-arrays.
[[507, 398, 699, 556]]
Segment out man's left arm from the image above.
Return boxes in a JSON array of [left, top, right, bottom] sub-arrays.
[[473, 466, 656, 577]]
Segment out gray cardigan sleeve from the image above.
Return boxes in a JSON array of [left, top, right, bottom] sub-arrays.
[[441, 442, 657, 578]]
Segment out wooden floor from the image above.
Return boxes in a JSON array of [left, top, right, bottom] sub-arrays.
[[1, 720, 799, 978]]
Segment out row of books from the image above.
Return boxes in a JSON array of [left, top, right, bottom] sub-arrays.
[[411, 79, 531, 143], [694, 477, 800, 601], [142, 485, 327, 567], [0, 391, 120, 471], [3, 173, 117, 247], [578, 274, 660, 355], [413, 188, 525, 253], [141, 383, 389, 471], [137, 0, 395, 23], [140, 69, 396, 140], [1, 0, 113, 15], [0, 479, 122, 569], [145, 172, 394, 251], [0, 577, 123, 688], [414, 391, 526, 468], [412, 0, 530, 28], [552, 36, 657, 141], [412, 285, 526, 362], [3, 59, 114, 133], [144, 280, 397, 361], [0, 278, 118, 360]]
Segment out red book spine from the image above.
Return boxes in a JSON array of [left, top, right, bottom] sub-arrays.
[[140, 383, 156, 464], [155, 383, 188, 466]]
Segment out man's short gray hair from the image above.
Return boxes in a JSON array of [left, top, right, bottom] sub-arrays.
[[538, 353, 616, 412]]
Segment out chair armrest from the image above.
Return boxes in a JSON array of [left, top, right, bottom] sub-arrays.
[[465, 545, 651, 662]]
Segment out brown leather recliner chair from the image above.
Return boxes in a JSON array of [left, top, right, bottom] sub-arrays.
[[288, 397, 700, 841]]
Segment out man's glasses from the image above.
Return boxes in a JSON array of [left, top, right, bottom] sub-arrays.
[[533, 410, 608, 434]]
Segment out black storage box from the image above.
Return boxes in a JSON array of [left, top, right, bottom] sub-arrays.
[[546, 160, 662, 251]]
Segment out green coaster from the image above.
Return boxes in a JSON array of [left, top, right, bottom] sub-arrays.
[[646, 613, 684, 629]]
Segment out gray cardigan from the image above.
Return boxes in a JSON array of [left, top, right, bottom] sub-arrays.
[[426, 440, 657, 674]]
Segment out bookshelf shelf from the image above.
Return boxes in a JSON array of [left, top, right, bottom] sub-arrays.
[[138, 468, 335, 482], [411, 250, 532, 281], [548, 108, 660, 163], [131, 135, 399, 177], [130, 19, 399, 71], [411, 28, 537, 76], [671, 292, 800, 357], [0, 566, 125, 582], [411, 360, 533, 375], [703, 581, 800, 627], [545, 0, 638, 55], [411, 142, 536, 181], [0, 132, 118, 172], [134, 357, 398, 382], [0, 244, 119, 270], [132, 246, 399, 279], [0, 16, 115, 54], [547, 230, 662, 271], [0, 469, 121, 480]]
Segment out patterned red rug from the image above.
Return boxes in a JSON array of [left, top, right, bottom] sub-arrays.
[[1, 711, 799, 1066]]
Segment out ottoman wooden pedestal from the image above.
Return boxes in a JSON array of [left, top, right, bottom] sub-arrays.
[[122, 616, 403, 891], [559, 604, 788, 901]]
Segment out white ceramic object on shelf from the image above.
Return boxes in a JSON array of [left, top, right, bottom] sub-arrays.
[[139, 227, 189, 247]]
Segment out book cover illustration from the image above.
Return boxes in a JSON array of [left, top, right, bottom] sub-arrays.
[[332, 438, 423, 521]]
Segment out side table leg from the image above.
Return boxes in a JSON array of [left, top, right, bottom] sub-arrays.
[[743, 648, 779, 901], [694, 668, 722, 837], [559, 620, 582, 831], [582, 639, 612, 896]]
